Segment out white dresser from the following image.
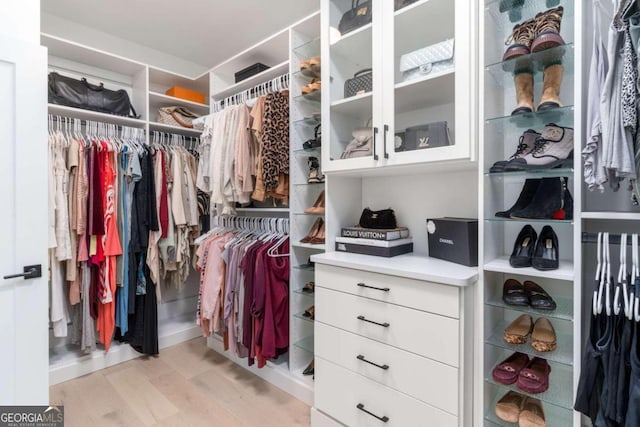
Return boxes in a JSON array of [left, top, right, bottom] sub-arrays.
[[309, 253, 477, 427]]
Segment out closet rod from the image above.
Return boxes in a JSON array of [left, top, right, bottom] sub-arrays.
[[48, 115, 145, 131], [211, 72, 290, 113], [582, 232, 636, 245]]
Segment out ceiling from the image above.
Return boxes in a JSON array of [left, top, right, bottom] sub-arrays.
[[41, 0, 319, 70]]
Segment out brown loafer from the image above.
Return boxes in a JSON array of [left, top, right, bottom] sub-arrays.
[[531, 317, 557, 352], [495, 391, 525, 424], [519, 397, 546, 427], [504, 314, 533, 344]]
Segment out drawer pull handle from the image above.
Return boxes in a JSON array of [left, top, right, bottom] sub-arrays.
[[357, 282, 390, 292], [357, 354, 389, 370], [357, 403, 389, 423], [357, 315, 390, 328]]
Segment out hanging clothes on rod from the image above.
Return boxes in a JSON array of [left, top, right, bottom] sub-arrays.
[[198, 74, 290, 215], [47, 115, 203, 356], [575, 231, 640, 425], [195, 215, 290, 368]]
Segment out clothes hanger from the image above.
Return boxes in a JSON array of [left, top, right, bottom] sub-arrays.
[[633, 233, 640, 322], [605, 233, 613, 316], [594, 232, 604, 315], [614, 233, 627, 316]]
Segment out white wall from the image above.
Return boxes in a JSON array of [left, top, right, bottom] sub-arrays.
[[2, 0, 39, 44], [41, 12, 208, 77]]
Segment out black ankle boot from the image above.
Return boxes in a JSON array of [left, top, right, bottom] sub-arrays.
[[533, 226, 559, 270], [496, 179, 541, 218], [510, 177, 565, 220]]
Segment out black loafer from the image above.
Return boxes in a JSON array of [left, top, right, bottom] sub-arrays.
[[524, 281, 556, 310], [510, 225, 537, 268], [502, 279, 529, 306], [532, 225, 559, 270]]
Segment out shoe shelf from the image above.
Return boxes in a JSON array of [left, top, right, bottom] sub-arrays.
[[485, 167, 574, 178], [485, 105, 574, 133], [294, 311, 315, 324], [484, 217, 573, 225], [485, 323, 573, 366], [293, 69, 319, 81], [294, 91, 322, 103], [484, 257, 574, 281], [485, 296, 574, 321], [293, 288, 315, 297], [293, 182, 325, 187], [293, 147, 321, 156], [486, 44, 574, 87], [293, 263, 315, 271], [292, 117, 320, 127], [484, 385, 574, 427], [294, 335, 315, 354], [485, 0, 574, 39], [485, 360, 574, 410], [293, 36, 321, 59], [293, 212, 325, 217], [292, 242, 326, 250]]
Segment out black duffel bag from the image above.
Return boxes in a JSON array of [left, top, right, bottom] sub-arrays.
[[48, 72, 138, 118]]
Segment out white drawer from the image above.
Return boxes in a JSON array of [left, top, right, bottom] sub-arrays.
[[311, 407, 345, 427], [316, 264, 460, 318], [316, 287, 459, 366], [315, 322, 459, 415], [315, 357, 458, 427]]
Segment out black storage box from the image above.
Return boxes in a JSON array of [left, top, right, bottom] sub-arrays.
[[426, 217, 478, 267], [235, 63, 270, 83]]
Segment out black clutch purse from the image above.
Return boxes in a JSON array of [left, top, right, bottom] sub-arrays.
[[338, 0, 372, 35], [48, 72, 138, 118], [358, 208, 397, 230]]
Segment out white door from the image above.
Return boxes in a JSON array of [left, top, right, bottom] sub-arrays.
[[0, 36, 49, 405]]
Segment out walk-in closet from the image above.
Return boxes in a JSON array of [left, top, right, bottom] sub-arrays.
[[2, 0, 640, 426]]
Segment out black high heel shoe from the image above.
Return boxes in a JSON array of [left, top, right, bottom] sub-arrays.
[[532, 226, 559, 271], [510, 225, 537, 268]]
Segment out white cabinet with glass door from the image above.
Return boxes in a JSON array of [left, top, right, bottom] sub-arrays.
[[321, 0, 476, 174]]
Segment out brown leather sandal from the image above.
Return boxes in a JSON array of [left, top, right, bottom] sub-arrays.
[[495, 391, 525, 424], [531, 317, 557, 352], [503, 314, 533, 344], [519, 397, 546, 427]]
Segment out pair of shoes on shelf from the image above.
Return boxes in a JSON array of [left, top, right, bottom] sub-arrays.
[[305, 190, 325, 214], [301, 78, 321, 95], [503, 279, 556, 310], [505, 7, 566, 115], [303, 124, 322, 150], [496, 391, 546, 427], [302, 281, 315, 293], [496, 177, 572, 220], [510, 225, 559, 270], [504, 314, 557, 352], [303, 359, 314, 376], [301, 217, 325, 244], [300, 57, 321, 78], [307, 156, 325, 183], [490, 124, 574, 172], [302, 305, 315, 320], [492, 352, 551, 394]]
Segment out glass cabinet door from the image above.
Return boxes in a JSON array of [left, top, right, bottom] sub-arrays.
[[322, 0, 381, 172]]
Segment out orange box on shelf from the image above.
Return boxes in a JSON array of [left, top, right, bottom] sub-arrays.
[[165, 86, 206, 105]]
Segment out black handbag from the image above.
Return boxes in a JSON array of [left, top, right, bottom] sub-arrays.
[[48, 72, 138, 118], [344, 69, 373, 98], [358, 208, 398, 230], [338, 0, 372, 35]]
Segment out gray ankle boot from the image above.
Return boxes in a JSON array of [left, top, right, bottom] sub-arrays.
[[504, 123, 573, 170]]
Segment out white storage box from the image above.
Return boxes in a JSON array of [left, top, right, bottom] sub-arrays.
[[399, 38, 455, 82]]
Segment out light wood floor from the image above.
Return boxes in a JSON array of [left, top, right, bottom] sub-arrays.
[[50, 338, 311, 427]]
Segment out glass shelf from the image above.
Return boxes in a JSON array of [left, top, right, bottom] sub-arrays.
[[294, 336, 315, 353], [294, 311, 314, 323], [487, 44, 574, 87], [485, 321, 573, 366], [293, 182, 325, 187], [293, 69, 320, 81], [484, 217, 573, 225], [293, 37, 321, 59], [293, 263, 315, 271], [294, 90, 322, 103], [485, 358, 574, 410], [293, 147, 321, 156], [292, 116, 320, 127], [293, 287, 315, 296], [485, 105, 574, 137], [485, 0, 574, 39], [484, 385, 574, 427], [293, 212, 325, 217], [485, 168, 574, 178], [485, 297, 574, 321]]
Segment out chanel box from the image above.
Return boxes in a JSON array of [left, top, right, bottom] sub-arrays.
[[426, 217, 478, 267]]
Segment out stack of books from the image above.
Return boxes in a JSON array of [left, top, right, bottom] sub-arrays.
[[335, 226, 413, 257]]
